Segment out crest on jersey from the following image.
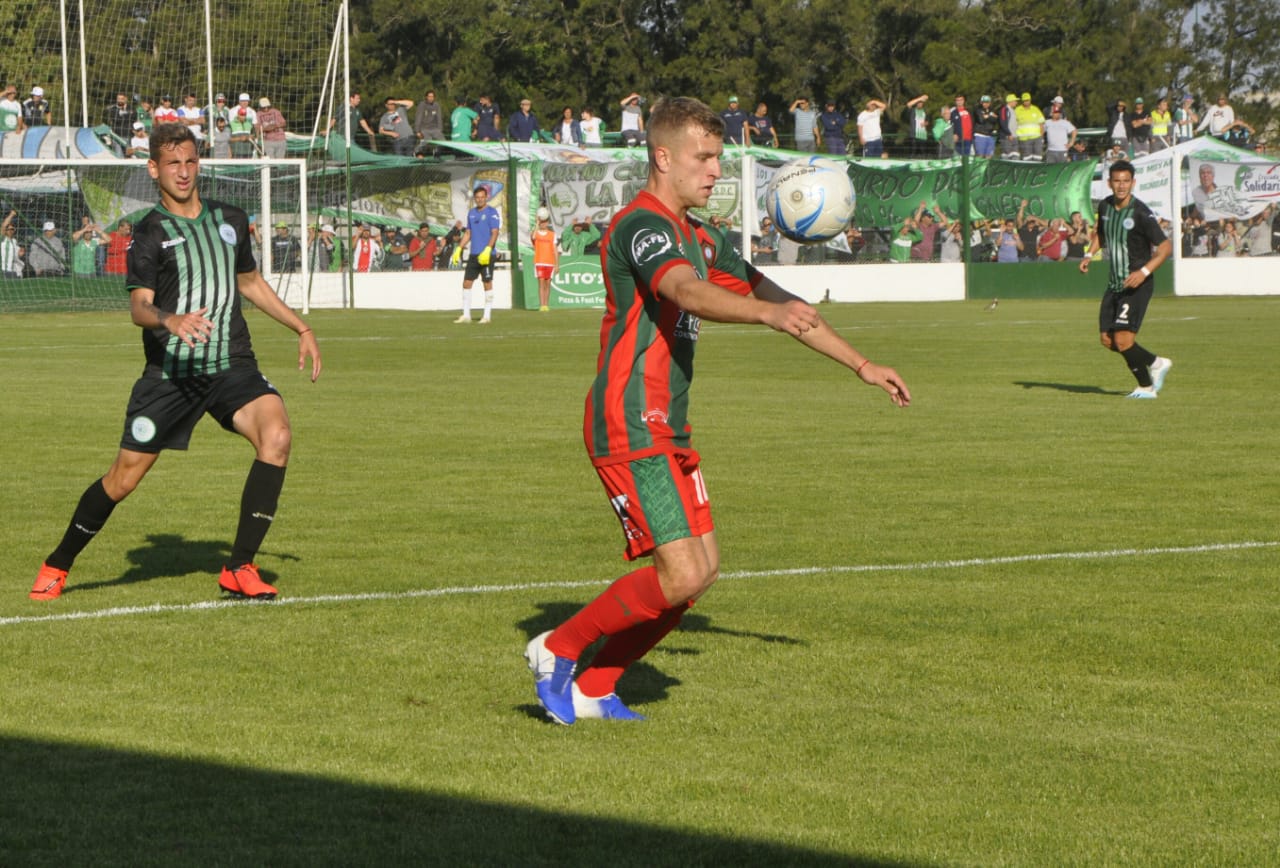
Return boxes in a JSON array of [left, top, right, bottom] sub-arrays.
[[1122, 217, 1134, 230], [130, 415, 157, 443], [219, 223, 238, 245]]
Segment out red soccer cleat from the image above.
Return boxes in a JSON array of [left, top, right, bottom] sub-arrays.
[[218, 563, 278, 600], [30, 563, 68, 600]]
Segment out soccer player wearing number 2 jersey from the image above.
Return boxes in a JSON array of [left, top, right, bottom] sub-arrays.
[[30, 122, 321, 602], [1080, 160, 1173, 399], [525, 97, 911, 724]]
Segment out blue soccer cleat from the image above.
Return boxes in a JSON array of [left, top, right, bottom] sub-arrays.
[[526, 630, 576, 725], [572, 684, 646, 721]]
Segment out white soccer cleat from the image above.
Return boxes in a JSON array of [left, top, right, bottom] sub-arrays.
[[1150, 357, 1172, 393], [478, 317, 491, 324], [1125, 387, 1158, 400], [453, 315, 471, 324]]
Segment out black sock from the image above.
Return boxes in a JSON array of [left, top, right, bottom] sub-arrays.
[[1120, 344, 1157, 387], [227, 460, 286, 568], [47, 478, 118, 571]]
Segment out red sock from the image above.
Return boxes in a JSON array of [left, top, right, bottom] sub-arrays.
[[575, 600, 692, 698], [546, 565, 669, 660]]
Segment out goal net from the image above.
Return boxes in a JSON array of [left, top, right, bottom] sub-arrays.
[[0, 0, 341, 312], [0, 157, 310, 313]]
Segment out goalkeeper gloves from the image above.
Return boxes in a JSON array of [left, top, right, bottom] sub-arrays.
[[450, 246, 462, 266], [477, 246, 492, 266]]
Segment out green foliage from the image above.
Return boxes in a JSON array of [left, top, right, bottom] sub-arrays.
[[2, 298, 1279, 864]]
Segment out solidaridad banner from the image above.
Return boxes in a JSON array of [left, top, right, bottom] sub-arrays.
[[1189, 158, 1280, 222]]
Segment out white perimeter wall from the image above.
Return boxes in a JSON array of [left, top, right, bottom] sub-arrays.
[[275, 258, 1274, 311], [1176, 257, 1280, 296]]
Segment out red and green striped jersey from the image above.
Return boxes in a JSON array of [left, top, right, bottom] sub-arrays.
[[584, 191, 757, 464], [127, 198, 258, 380]]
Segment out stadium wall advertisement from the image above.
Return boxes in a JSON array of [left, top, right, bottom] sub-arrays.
[[1, 133, 1277, 313]]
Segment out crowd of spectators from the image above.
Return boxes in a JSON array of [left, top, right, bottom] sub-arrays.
[[1, 82, 1276, 276]]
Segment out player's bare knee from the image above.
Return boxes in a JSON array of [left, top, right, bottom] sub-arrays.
[[257, 423, 292, 464]]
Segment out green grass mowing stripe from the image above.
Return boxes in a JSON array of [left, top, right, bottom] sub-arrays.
[[3, 299, 1279, 865]]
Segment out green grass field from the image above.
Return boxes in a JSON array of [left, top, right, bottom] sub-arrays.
[[2, 297, 1277, 866]]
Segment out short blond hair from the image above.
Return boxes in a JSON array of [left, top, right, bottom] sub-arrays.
[[647, 97, 723, 166]]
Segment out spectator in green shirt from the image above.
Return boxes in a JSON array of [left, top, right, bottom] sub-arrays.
[[71, 217, 106, 276], [559, 217, 601, 256], [890, 215, 922, 263]]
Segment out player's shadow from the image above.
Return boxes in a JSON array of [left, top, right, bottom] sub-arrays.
[[1014, 380, 1127, 395], [516, 602, 805, 722], [65, 533, 298, 596]]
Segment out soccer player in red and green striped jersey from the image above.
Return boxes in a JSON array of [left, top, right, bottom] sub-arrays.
[[526, 96, 911, 724]]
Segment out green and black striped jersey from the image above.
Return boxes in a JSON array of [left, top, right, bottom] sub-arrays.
[[1096, 195, 1166, 293], [127, 199, 259, 379]]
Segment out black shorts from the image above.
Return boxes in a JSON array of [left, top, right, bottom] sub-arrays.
[[120, 364, 280, 453], [1099, 282, 1154, 334], [463, 256, 494, 283]]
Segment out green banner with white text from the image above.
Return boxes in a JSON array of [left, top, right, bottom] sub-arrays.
[[849, 158, 1097, 227]]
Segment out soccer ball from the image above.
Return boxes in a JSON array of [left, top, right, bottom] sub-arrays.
[[764, 156, 856, 244]]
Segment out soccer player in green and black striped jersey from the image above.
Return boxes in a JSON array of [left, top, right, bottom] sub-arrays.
[[525, 97, 911, 725], [30, 122, 322, 602], [1080, 159, 1173, 399]]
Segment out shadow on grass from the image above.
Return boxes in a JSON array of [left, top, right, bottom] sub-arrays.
[[0, 736, 905, 866], [64, 533, 300, 596], [1014, 380, 1127, 395], [516, 603, 806, 721]]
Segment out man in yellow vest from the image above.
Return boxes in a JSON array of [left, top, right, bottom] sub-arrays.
[[1149, 97, 1172, 152], [1014, 92, 1045, 161]]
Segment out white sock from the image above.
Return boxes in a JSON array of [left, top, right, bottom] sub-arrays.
[[483, 291, 494, 319], [461, 288, 472, 318]]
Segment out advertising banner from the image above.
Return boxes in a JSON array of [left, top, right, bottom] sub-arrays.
[[849, 158, 1095, 227], [1188, 159, 1280, 222]]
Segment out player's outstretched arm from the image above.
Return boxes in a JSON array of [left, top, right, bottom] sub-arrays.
[[657, 263, 816, 335], [237, 270, 322, 382], [751, 277, 911, 407]]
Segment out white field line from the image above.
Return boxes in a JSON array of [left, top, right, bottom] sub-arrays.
[[2, 540, 1274, 629]]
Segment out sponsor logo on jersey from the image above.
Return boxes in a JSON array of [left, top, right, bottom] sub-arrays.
[[631, 229, 671, 265], [219, 223, 238, 245], [161, 237, 186, 249], [674, 310, 701, 341]]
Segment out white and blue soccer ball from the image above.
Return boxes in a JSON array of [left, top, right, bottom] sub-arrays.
[[764, 156, 856, 244]]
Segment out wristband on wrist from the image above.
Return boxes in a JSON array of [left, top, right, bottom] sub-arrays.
[[855, 359, 870, 375], [1140, 266, 1151, 277], [298, 328, 312, 336]]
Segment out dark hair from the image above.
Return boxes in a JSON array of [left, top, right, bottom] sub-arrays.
[[149, 121, 196, 154], [1108, 159, 1136, 178]]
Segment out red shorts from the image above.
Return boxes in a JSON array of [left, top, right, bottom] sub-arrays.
[[595, 450, 714, 561], [535, 263, 555, 280]]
